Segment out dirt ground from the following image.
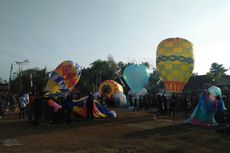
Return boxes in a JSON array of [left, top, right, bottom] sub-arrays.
[[0, 110, 230, 153]]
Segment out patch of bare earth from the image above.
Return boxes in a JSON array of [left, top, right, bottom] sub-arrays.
[[0, 110, 230, 153]]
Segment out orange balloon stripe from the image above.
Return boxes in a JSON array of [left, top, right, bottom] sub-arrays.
[[164, 81, 185, 93]]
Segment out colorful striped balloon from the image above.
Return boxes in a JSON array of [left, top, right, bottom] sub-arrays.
[[46, 60, 82, 94]]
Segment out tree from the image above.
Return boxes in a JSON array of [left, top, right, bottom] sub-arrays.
[[207, 62, 228, 83], [142, 61, 151, 69], [10, 67, 48, 93], [147, 68, 161, 92], [77, 56, 119, 93]]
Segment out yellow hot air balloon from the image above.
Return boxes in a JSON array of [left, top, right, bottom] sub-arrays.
[[156, 38, 194, 93]]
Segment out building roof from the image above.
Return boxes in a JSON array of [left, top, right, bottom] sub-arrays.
[[183, 75, 212, 93], [215, 75, 230, 86]]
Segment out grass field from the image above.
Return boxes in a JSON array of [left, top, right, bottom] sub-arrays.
[[0, 110, 229, 153]]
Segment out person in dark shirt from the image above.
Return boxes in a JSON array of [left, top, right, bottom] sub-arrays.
[[139, 95, 143, 110], [33, 92, 43, 126], [145, 94, 150, 110], [169, 94, 176, 118], [133, 97, 137, 112], [162, 94, 167, 115], [28, 92, 36, 122], [86, 92, 94, 120], [128, 95, 133, 106], [65, 94, 73, 123]]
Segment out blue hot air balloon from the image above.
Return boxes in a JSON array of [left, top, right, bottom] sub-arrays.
[[123, 64, 150, 93]]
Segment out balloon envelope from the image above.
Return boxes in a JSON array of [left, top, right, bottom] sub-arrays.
[[208, 86, 221, 97], [48, 99, 62, 112], [99, 80, 123, 99], [156, 38, 194, 93], [113, 93, 127, 107], [46, 60, 82, 94], [123, 64, 150, 93]]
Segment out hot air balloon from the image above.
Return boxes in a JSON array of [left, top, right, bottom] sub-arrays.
[[123, 64, 150, 93], [99, 80, 123, 99], [113, 93, 127, 107], [156, 38, 194, 93], [46, 60, 82, 94]]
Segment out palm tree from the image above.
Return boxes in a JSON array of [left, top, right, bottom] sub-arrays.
[[207, 63, 228, 82]]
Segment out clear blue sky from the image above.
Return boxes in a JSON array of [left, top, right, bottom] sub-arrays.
[[1, 0, 230, 80]]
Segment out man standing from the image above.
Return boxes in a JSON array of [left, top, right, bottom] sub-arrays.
[[169, 94, 176, 118], [65, 94, 73, 123], [86, 92, 94, 120]]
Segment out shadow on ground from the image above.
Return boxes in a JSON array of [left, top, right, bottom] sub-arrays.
[[123, 123, 215, 138]]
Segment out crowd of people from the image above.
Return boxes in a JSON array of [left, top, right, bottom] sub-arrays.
[[0, 91, 96, 126], [128, 93, 199, 118], [0, 91, 230, 125]]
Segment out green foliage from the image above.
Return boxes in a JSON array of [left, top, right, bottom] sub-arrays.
[[146, 68, 161, 92], [77, 56, 154, 94], [77, 56, 119, 93], [9, 56, 156, 94], [207, 62, 228, 83], [10, 67, 48, 93]]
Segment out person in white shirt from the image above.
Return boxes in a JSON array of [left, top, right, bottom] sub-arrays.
[[18, 93, 26, 119]]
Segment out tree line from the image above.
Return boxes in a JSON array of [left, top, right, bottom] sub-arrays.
[[1, 56, 229, 95]]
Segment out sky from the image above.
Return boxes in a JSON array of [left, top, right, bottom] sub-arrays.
[[0, 0, 230, 80]]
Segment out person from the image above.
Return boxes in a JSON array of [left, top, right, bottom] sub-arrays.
[[156, 95, 163, 115], [0, 96, 4, 119], [27, 92, 36, 122], [24, 92, 30, 117], [133, 97, 137, 112], [128, 95, 133, 106], [215, 96, 227, 123], [7, 93, 14, 111], [168, 94, 176, 118], [86, 92, 94, 120], [184, 95, 188, 117], [162, 95, 168, 115], [18, 93, 26, 119], [145, 94, 150, 110], [33, 92, 43, 125], [139, 95, 143, 110], [64, 94, 73, 123]]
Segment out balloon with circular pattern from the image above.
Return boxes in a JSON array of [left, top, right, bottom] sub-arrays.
[[99, 80, 123, 99]]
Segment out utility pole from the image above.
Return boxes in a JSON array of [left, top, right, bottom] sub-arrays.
[[8, 63, 13, 94], [15, 59, 29, 92]]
